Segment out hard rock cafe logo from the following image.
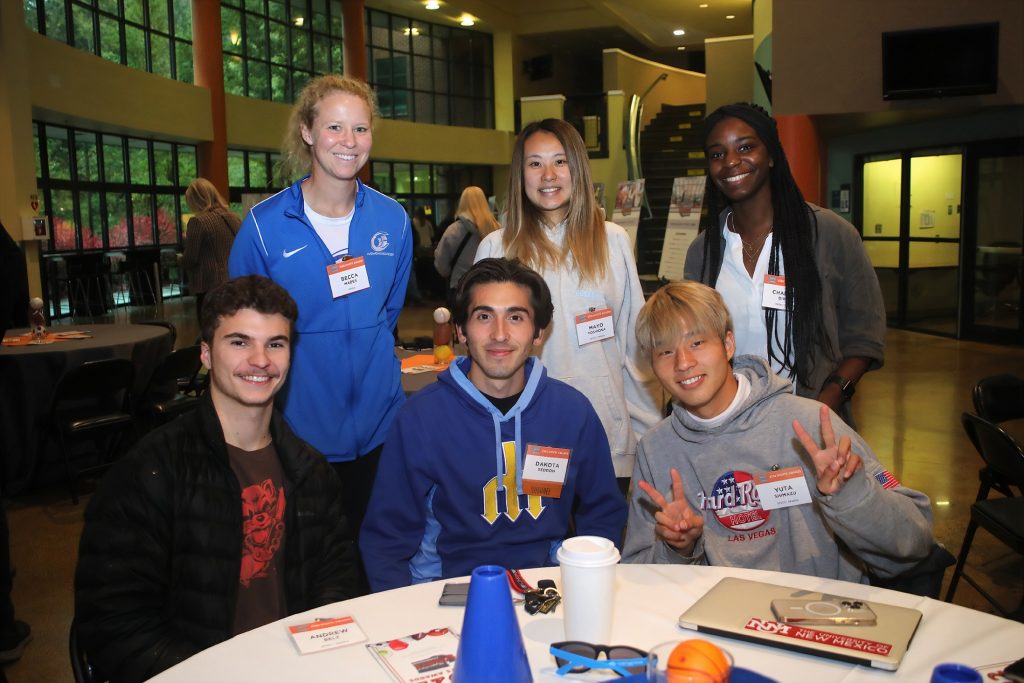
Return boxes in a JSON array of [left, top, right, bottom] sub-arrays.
[[370, 231, 390, 252], [699, 470, 770, 531]]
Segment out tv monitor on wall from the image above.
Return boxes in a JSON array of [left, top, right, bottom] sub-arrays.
[[882, 22, 999, 100]]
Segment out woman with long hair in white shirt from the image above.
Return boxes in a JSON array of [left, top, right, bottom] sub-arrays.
[[476, 118, 662, 493]]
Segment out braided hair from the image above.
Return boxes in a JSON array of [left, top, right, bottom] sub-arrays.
[[698, 103, 830, 388]]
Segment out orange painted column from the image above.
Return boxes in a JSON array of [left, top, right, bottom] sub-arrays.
[[342, 0, 368, 80], [776, 114, 823, 206], [342, 0, 369, 183], [191, 0, 229, 198]]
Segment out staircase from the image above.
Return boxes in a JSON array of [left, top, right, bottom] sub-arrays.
[[635, 103, 708, 281]]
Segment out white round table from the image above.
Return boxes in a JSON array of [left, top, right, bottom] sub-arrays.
[[146, 564, 1024, 682]]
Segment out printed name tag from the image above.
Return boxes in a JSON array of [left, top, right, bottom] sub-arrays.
[[761, 274, 787, 311], [327, 256, 370, 298], [754, 466, 812, 510], [522, 444, 571, 498], [288, 615, 367, 654], [574, 308, 615, 346]]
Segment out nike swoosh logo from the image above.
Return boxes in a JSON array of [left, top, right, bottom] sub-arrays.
[[282, 245, 308, 258]]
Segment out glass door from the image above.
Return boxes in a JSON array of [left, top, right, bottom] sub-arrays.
[[860, 149, 963, 335], [961, 141, 1024, 343]]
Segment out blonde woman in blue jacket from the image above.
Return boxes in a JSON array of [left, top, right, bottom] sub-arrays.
[[229, 74, 411, 534]]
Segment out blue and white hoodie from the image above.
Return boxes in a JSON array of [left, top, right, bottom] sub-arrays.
[[228, 178, 412, 462], [360, 357, 627, 592]]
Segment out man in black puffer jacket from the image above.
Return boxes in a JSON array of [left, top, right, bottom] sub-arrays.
[[74, 275, 362, 683]]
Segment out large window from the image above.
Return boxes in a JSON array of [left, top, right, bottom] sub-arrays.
[[227, 148, 287, 216], [366, 8, 493, 128], [221, 0, 344, 103], [24, 0, 194, 83], [371, 161, 492, 228], [33, 122, 196, 253]]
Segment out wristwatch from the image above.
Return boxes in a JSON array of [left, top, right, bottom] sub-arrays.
[[823, 374, 856, 400]]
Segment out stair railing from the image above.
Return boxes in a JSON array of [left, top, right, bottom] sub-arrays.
[[626, 72, 667, 218]]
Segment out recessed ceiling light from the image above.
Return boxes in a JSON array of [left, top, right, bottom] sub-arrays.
[[673, 28, 685, 36], [699, 3, 708, 7], [677, 46, 686, 51], [424, 0, 440, 9], [725, 14, 735, 19], [460, 15, 475, 26]]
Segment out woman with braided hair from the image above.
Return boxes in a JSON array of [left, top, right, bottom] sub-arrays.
[[683, 103, 885, 421]]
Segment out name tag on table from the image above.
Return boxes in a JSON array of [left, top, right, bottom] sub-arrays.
[[761, 274, 787, 311], [288, 615, 367, 654], [522, 444, 571, 498], [574, 308, 614, 346], [327, 257, 370, 298], [754, 466, 812, 510]]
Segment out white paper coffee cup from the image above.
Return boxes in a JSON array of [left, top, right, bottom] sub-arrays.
[[557, 535, 620, 643]]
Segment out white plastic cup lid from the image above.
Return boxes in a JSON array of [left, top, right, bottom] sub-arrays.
[[557, 536, 620, 567]]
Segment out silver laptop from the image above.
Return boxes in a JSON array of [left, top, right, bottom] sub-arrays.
[[677, 577, 923, 671]]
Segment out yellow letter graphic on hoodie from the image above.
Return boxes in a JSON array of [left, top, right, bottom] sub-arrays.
[[481, 441, 544, 523]]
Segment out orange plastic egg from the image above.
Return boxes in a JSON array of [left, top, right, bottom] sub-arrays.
[[665, 639, 731, 683]]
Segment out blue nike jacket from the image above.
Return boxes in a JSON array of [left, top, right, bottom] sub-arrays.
[[228, 178, 411, 462]]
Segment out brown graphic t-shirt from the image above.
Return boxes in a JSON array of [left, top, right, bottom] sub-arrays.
[[227, 441, 289, 636]]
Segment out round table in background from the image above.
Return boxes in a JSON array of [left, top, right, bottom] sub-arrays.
[[0, 323, 173, 495]]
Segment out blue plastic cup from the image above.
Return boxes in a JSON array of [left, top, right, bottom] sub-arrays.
[[452, 565, 532, 683], [931, 663, 982, 683]]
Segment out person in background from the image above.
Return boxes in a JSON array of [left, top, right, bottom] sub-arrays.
[[181, 178, 242, 323], [229, 74, 411, 538], [621, 281, 933, 583], [360, 258, 625, 591], [0, 221, 32, 667], [684, 103, 885, 424], [434, 186, 500, 310], [75, 276, 361, 683], [476, 119, 662, 494]]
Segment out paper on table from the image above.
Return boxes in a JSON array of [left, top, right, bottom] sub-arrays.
[[366, 627, 459, 683]]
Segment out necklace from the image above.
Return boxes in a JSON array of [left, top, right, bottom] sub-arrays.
[[729, 213, 773, 264]]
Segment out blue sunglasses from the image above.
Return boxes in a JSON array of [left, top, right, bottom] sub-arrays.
[[550, 642, 648, 677]]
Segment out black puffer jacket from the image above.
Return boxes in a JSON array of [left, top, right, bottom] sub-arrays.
[[74, 393, 361, 683]]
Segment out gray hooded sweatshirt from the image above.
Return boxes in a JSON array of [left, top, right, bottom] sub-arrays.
[[622, 356, 933, 583]]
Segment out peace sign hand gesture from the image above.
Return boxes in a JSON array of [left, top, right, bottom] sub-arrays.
[[637, 468, 704, 554], [793, 405, 863, 496]]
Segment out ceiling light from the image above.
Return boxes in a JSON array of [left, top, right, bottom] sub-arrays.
[[460, 15, 475, 26], [424, 0, 440, 9], [293, 16, 304, 26], [699, 3, 708, 7], [673, 29, 685, 36], [725, 14, 735, 19], [403, 27, 421, 36], [677, 46, 686, 51], [229, 31, 241, 46]]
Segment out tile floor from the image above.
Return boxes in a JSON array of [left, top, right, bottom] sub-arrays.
[[3, 295, 1022, 683]]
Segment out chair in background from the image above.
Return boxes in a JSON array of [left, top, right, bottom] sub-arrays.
[[137, 320, 177, 348], [137, 346, 202, 427], [40, 359, 135, 504], [972, 374, 1024, 498], [868, 543, 956, 599], [945, 412, 1024, 620], [70, 618, 104, 683]]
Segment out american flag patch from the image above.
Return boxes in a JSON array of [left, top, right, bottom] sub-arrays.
[[874, 469, 900, 490]]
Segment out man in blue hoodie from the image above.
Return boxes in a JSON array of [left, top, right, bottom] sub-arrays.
[[360, 258, 626, 591]]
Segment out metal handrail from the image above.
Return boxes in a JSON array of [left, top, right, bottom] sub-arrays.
[[626, 73, 667, 217]]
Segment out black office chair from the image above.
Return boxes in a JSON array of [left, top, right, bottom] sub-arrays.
[[41, 359, 135, 504], [70, 618, 105, 683], [945, 413, 1024, 620], [138, 320, 177, 348], [972, 374, 1024, 498], [867, 543, 956, 599], [137, 346, 202, 424]]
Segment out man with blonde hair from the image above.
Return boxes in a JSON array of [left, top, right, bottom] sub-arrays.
[[622, 281, 933, 583]]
